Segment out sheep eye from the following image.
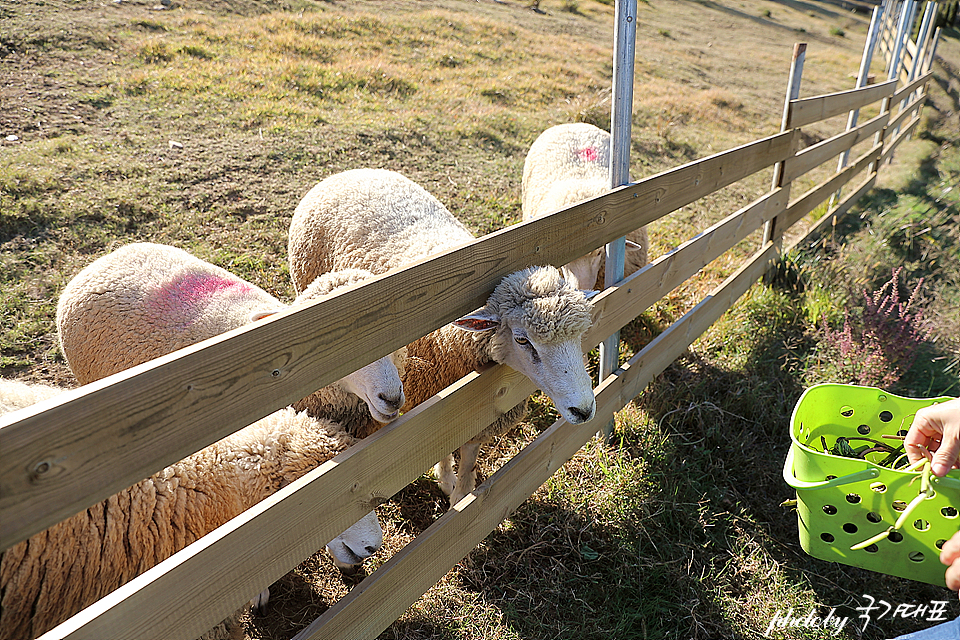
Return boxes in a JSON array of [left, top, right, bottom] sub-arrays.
[[514, 336, 530, 345]]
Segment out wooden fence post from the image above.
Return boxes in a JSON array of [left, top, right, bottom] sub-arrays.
[[600, 0, 637, 441], [761, 42, 805, 253]]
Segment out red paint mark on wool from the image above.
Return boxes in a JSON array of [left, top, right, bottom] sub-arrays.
[[577, 146, 599, 163], [160, 273, 255, 304]]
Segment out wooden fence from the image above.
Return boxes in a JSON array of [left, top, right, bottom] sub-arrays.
[[0, 36, 938, 640]]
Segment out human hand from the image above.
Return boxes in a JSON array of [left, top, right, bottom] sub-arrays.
[[905, 397, 960, 477], [942, 530, 960, 592]]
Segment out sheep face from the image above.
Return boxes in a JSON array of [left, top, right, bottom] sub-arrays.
[[294, 270, 407, 423], [325, 510, 383, 573], [455, 266, 597, 425], [338, 348, 406, 423]]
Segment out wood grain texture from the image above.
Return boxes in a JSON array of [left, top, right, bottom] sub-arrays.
[[787, 79, 897, 129], [0, 130, 793, 551], [890, 72, 931, 104], [781, 112, 888, 183], [583, 188, 787, 348], [292, 243, 780, 640], [43, 363, 536, 640], [886, 94, 925, 134]]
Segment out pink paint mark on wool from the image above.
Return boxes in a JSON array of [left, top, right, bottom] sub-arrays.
[[160, 273, 255, 305], [576, 146, 599, 163]]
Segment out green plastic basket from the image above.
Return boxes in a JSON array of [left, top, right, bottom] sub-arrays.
[[783, 384, 960, 586]]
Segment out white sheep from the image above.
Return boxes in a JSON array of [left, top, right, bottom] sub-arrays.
[[0, 379, 380, 640], [522, 122, 648, 289], [0, 378, 62, 414], [56, 242, 406, 432], [288, 168, 598, 506]]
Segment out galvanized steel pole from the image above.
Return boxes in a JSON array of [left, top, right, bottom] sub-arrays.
[[599, 0, 637, 440], [889, 0, 917, 81], [829, 6, 883, 208]]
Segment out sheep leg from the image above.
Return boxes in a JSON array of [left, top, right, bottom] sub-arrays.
[[249, 587, 270, 615], [449, 442, 481, 507], [433, 454, 457, 497]]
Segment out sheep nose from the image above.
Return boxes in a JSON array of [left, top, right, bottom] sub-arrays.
[[379, 393, 402, 410], [364, 544, 379, 554], [568, 405, 593, 423]]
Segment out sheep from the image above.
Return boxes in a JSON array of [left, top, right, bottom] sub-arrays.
[[0, 379, 380, 640], [0, 378, 62, 414], [287, 168, 598, 506], [522, 122, 648, 289], [56, 242, 406, 433]]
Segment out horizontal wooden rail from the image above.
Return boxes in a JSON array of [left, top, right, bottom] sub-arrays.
[[39, 181, 791, 640], [583, 188, 787, 346], [786, 172, 877, 254], [784, 143, 882, 229], [887, 92, 925, 134], [0, 129, 795, 551], [43, 362, 536, 640], [881, 114, 922, 164], [293, 242, 781, 640], [890, 71, 931, 104], [787, 78, 897, 129], [781, 111, 888, 182]]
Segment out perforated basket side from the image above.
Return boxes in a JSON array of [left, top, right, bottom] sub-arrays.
[[787, 384, 959, 585]]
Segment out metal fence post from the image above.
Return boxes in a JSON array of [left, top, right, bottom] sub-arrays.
[[889, 0, 917, 81], [599, 0, 637, 441], [894, 1, 936, 137], [874, 0, 914, 171], [829, 7, 883, 208]]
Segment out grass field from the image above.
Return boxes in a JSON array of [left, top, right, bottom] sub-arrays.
[[2, 0, 959, 638]]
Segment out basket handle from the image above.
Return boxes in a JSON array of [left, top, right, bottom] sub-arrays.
[[783, 446, 880, 490]]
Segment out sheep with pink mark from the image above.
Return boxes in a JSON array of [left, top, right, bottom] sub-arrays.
[[0, 378, 379, 640], [55, 243, 404, 575], [522, 122, 648, 289], [56, 242, 406, 432]]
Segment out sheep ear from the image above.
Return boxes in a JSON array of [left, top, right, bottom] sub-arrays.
[[625, 240, 643, 252], [580, 289, 601, 301], [453, 309, 500, 332], [249, 309, 278, 323]]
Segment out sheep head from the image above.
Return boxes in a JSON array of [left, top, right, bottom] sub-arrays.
[[454, 265, 597, 425], [326, 510, 383, 573], [287, 269, 407, 423]]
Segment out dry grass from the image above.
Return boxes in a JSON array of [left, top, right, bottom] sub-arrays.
[[2, 0, 959, 638]]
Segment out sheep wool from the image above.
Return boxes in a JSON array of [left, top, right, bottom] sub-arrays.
[[288, 169, 597, 505], [522, 122, 648, 289], [288, 168, 474, 294], [287, 168, 511, 429], [0, 379, 62, 415], [56, 242, 404, 435], [57, 242, 286, 386], [0, 406, 356, 640]]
